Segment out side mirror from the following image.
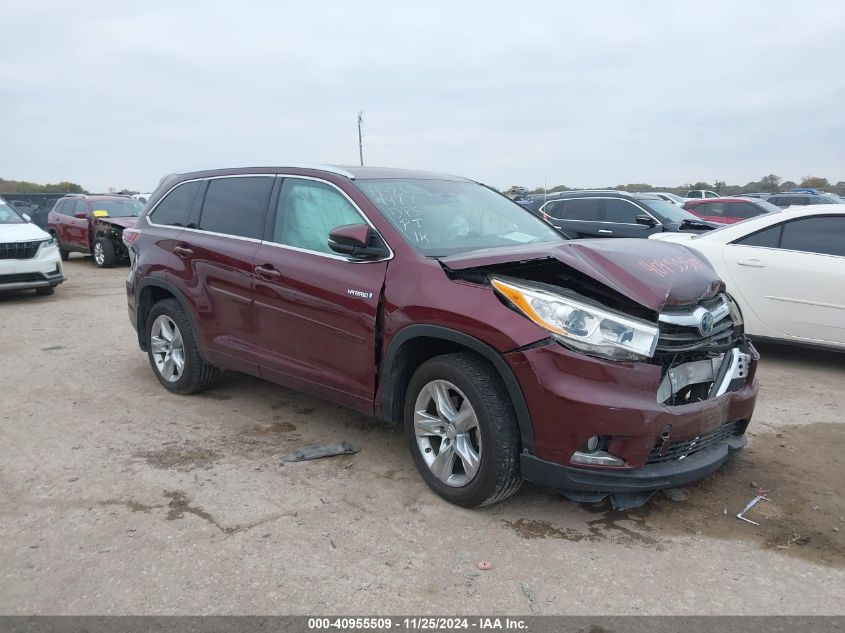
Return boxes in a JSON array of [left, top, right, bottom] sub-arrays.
[[636, 215, 657, 227], [328, 224, 390, 259], [22, 213, 32, 222], [74, 212, 88, 219]]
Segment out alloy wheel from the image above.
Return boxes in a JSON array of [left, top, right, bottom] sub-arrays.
[[93, 242, 105, 266], [150, 315, 185, 383], [413, 379, 482, 487]]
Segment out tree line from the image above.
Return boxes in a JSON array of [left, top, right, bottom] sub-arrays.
[[0, 178, 86, 194], [524, 174, 844, 196]]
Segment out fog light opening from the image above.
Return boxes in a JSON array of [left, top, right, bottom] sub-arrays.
[[580, 435, 609, 453]]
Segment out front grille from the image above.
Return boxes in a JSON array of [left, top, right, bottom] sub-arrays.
[[646, 421, 740, 465], [0, 241, 42, 260], [657, 295, 739, 353], [0, 272, 44, 284]]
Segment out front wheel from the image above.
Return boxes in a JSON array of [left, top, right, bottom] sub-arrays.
[[404, 352, 522, 507], [93, 238, 116, 268]]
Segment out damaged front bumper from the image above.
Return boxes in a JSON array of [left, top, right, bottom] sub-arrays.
[[507, 338, 759, 509]]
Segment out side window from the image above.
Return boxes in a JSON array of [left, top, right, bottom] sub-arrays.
[[688, 191, 701, 198], [705, 191, 719, 198], [734, 225, 782, 248], [198, 177, 273, 239], [54, 200, 67, 215], [272, 178, 364, 254], [558, 198, 601, 221], [540, 201, 563, 219], [603, 199, 643, 223], [780, 216, 845, 257], [730, 202, 763, 220], [74, 200, 87, 214], [149, 181, 201, 227], [701, 203, 725, 217]]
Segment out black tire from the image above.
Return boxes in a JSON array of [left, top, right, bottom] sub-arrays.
[[93, 238, 116, 268], [145, 298, 218, 394], [50, 232, 69, 261], [404, 352, 522, 507], [36, 286, 55, 296]]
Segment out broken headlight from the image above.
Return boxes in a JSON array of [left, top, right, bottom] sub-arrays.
[[491, 277, 659, 360]]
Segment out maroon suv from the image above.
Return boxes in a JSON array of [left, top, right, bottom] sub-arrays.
[[125, 165, 759, 509], [47, 194, 143, 267]]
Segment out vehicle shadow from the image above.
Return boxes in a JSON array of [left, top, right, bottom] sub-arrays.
[[753, 340, 844, 369]]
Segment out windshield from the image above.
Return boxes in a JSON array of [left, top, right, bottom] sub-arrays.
[[358, 179, 562, 256], [661, 192, 685, 204], [0, 200, 25, 224], [91, 199, 144, 217], [640, 199, 704, 223]]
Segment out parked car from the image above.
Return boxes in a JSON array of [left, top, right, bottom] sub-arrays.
[[47, 194, 143, 267], [685, 190, 720, 200], [651, 205, 845, 350], [643, 191, 686, 206], [0, 196, 64, 296], [525, 190, 717, 239], [737, 193, 772, 200], [126, 165, 758, 510], [132, 193, 154, 204], [765, 192, 843, 208], [682, 197, 782, 224]]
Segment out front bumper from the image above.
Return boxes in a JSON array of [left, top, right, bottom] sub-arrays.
[[521, 433, 746, 509], [507, 338, 758, 508], [0, 245, 65, 291]]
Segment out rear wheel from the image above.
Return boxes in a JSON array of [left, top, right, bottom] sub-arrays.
[[50, 232, 69, 261], [93, 238, 116, 268], [145, 299, 218, 394], [404, 352, 522, 507]]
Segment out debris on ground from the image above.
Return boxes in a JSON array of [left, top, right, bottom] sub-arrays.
[[662, 488, 689, 502], [520, 582, 540, 614], [280, 442, 359, 462], [477, 561, 493, 571], [736, 494, 770, 525]]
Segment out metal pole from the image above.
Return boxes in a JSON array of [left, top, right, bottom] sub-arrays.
[[357, 111, 364, 166]]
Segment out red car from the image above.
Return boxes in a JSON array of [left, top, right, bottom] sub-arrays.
[[125, 166, 758, 509], [683, 197, 781, 224], [47, 194, 143, 267]]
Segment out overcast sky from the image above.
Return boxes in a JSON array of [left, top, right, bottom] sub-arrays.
[[2, 0, 843, 192]]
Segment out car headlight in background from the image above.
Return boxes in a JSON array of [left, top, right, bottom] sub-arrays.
[[491, 277, 659, 361]]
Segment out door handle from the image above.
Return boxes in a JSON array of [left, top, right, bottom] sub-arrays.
[[598, 229, 613, 235], [173, 245, 193, 258], [255, 264, 282, 280], [737, 258, 766, 268]]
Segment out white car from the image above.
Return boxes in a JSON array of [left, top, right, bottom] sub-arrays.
[[685, 190, 721, 201], [650, 205, 845, 350], [0, 198, 65, 296]]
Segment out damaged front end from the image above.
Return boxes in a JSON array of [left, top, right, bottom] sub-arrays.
[[440, 240, 759, 509]]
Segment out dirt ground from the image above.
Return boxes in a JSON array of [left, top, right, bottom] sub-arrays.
[[1, 257, 843, 615]]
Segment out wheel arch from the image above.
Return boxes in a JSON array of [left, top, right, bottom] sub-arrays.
[[136, 279, 200, 354], [380, 325, 534, 453]]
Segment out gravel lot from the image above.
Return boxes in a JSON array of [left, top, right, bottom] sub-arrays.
[[1, 257, 843, 615]]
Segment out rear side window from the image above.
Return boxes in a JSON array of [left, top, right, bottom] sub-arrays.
[[149, 181, 201, 227], [198, 177, 273, 239], [780, 216, 845, 257], [687, 191, 702, 198], [603, 199, 642, 223], [558, 198, 601, 221], [730, 202, 763, 220], [735, 225, 782, 248], [699, 203, 724, 217]]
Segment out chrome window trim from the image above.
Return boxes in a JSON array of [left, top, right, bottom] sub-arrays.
[[145, 173, 393, 263], [538, 196, 661, 226]]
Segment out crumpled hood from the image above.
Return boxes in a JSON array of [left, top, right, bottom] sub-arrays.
[[97, 216, 137, 229], [439, 238, 724, 312]]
